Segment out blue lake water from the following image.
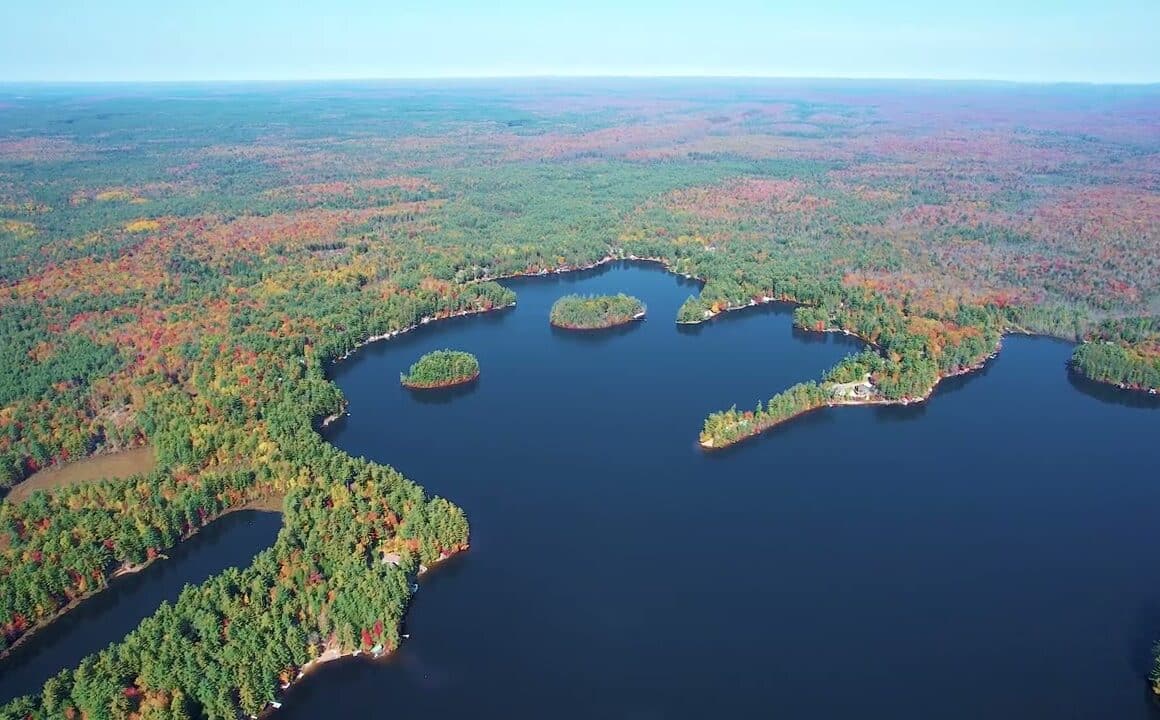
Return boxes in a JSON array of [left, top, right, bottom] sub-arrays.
[[271, 262, 1160, 719]]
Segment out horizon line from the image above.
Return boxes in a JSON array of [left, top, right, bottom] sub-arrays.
[[1, 74, 1158, 87]]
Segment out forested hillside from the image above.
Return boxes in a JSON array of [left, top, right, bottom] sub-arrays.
[[0, 80, 1156, 716]]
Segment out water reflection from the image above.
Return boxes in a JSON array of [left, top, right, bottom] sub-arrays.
[[703, 405, 839, 461], [679, 303, 806, 338], [549, 321, 643, 344], [1067, 370, 1160, 410], [791, 325, 831, 344], [406, 378, 481, 404], [872, 402, 929, 423], [933, 363, 994, 399]]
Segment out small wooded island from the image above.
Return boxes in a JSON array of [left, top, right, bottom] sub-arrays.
[[549, 293, 646, 330], [400, 350, 480, 389]]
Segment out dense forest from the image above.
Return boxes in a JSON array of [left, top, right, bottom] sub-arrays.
[[400, 350, 480, 389], [549, 294, 645, 330], [0, 80, 1156, 715], [2, 449, 467, 719], [1068, 316, 1160, 391]]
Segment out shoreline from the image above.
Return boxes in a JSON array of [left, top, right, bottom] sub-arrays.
[[457, 254, 1021, 454], [0, 494, 283, 663], [1070, 366, 1159, 395], [259, 546, 465, 718], [677, 293, 800, 326], [401, 370, 480, 390], [477, 253, 675, 285], [315, 302, 513, 425], [319, 401, 348, 428], [2, 294, 510, 687], [3, 297, 520, 666], [327, 303, 515, 366], [549, 313, 645, 331], [699, 343, 1000, 450]]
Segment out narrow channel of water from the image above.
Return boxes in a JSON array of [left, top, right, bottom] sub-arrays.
[[0, 509, 282, 703], [275, 262, 1160, 719]]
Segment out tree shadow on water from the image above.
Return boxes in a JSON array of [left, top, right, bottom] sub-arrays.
[[1067, 369, 1160, 410], [1127, 600, 1160, 716], [550, 322, 642, 345], [406, 378, 481, 404], [702, 405, 838, 461], [871, 402, 929, 423]]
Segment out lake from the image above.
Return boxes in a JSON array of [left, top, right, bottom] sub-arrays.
[[5, 261, 1157, 717], [277, 262, 1160, 719]]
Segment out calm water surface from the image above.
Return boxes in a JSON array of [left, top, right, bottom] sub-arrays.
[[10, 263, 1154, 718], [0, 510, 281, 703], [272, 263, 1160, 719]]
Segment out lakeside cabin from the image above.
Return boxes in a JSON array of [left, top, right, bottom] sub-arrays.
[[829, 375, 874, 400]]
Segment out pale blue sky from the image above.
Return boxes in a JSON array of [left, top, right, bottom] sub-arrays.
[[1, 0, 1156, 83]]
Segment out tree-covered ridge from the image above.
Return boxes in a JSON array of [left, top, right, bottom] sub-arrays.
[[1069, 316, 1160, 392], [1, 452, 467, 720], [400, 350, 480, 389], [549, 294, 645, 329]]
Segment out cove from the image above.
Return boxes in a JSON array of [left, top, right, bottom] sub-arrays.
[[0, 509, 281, 704], [299, 262, 1156, 719]]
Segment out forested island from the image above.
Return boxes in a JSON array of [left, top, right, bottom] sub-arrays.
[[549, 294, 646, 330], [0, 82, 1157, 715], [400, 350, 480, 389]]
